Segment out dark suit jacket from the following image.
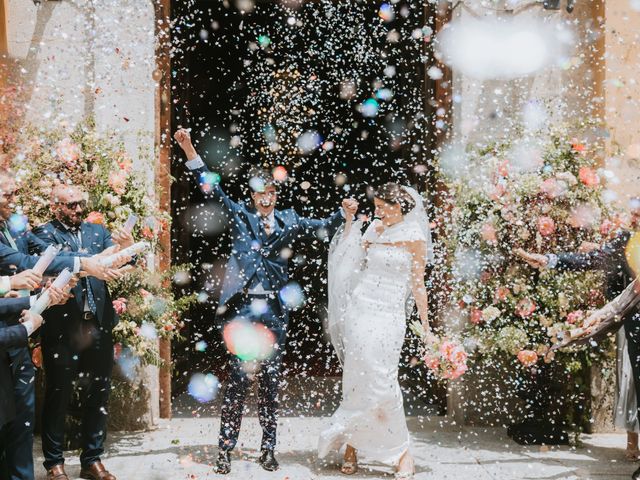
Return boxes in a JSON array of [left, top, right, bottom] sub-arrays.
[[188, 164, 344, 314], [554, 230, 638, 339], [33, 220, 118, 330], [0, 297, 30, 428], [0, 241, 76, 276], [555, 230, 634, 299]]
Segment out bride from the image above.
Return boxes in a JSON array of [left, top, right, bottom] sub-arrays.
[[318, 182, 435, 479]]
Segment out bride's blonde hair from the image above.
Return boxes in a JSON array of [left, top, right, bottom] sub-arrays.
[[374, 182, 416, 216]]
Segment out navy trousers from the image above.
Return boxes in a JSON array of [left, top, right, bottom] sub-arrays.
[[1, 422, 11, 480], [218, 296, 287, 452], [624, 312, 640, 423], [5, 344, 35, 480], [41, 318, 113, 470]]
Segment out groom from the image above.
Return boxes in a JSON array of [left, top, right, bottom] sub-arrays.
[[175, 129, 357, 474]]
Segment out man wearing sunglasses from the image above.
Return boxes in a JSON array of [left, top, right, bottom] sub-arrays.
[[32, 184, 134, 480]]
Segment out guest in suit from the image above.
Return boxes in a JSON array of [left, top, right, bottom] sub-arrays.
[[0, 173, 117, 480], [33, 184, 133, 480], [615, 326, 640, 460], [175, 128, 358, 474], [0, 303, 42, 432], [0, 287, 69, 480], [518, 198, 640, 480]]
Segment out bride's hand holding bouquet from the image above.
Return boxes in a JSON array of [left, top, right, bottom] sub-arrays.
[[411, 321, 468, 380]]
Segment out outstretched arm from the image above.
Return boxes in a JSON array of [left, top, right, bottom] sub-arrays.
[[409, 241, 434, 342], [298, 198, 358, 241], [516, 232, 628, 272], [174, 128, 241, 215]]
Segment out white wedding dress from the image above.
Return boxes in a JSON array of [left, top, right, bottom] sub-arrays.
[[318, 187, 433, 466]]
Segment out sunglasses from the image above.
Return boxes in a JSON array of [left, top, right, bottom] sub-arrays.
[[59, 200, 88, 210]]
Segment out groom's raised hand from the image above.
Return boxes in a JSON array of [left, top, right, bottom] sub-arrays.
[[174, 128, 198, 160]]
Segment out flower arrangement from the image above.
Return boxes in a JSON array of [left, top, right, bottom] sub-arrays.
[[111, 266, 197, 365], [441, 124, 618, 371], [410, 321, 468, 380], [12, 120, 168, 237], [11, 120, 188, 365]]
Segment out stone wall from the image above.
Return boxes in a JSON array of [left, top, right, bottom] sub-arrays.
[[604, 0, 640, 203], [5, 0, 156, 177]]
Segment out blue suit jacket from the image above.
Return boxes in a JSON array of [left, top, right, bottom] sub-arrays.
[[33, 220, 118, 329], [0, 241, 76, 276], [189, 165, 344, 311], [0, 297, 30, 428]]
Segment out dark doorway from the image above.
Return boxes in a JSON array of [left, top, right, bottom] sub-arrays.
[[170, 0, 444, 413]]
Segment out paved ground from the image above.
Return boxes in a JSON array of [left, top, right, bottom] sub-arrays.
[[33, 415, 637, 480]]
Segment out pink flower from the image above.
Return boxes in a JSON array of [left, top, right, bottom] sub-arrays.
[[540, 178, 561, 199], [443, 363, 468, 380], [515, 298, 537, 318], [480, 223, 497, 244], [108, 171, 128, 195], [85, 211, 105, 225], [571, 141, 586, 153], [141, 226, 154, 240], [497, 160, 509, 177], [55, 138, 80, 166], [139, 288, 152, 298], [517, 350, 538, 367], [113, 343, 123, 360], [494, 286, 511, 302], [566, 310, 584, 325], [424, 354, 440, 371], [112, 298, 128, 315], [599, 219, 615, 236], [439, 340, 456, 360], [537, 216, 556, 236], [118, 153, 133, 172], [489, 184, 507, 202], [578, 167, 600, 187], [470, 308, 483, 325], [450, 346, 468, 365]]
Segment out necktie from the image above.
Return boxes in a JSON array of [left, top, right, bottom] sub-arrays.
[[69, 227, 98, 316], [82, 277, 98, 315], [261, 215, 272, 237]]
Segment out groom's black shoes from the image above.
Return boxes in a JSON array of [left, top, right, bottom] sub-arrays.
[[215, 450, 231, 475], [258, 449, 279, 471], [632, 466, 640, 480]]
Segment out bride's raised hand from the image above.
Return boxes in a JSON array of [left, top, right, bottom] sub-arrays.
[[424, 329, 438, 346]]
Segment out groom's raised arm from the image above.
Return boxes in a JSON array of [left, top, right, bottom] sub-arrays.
[[174, 129, 241, 215], [298, 211, 344, 241], [297, 199, 358, 240]]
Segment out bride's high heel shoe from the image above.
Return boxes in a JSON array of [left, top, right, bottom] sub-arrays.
[[341, 446, 358, 475], [340, 460, 358, 475], [394, 455, 415, 479]]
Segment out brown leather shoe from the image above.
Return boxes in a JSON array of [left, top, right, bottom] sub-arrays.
[[46, 465, 69, 480], [79, 462, 116, 480]]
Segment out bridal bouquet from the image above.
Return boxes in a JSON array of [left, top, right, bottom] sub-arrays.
[[410, 321, 468, 380]]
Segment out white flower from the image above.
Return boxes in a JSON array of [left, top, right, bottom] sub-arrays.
[[482, 306, 501, 323]]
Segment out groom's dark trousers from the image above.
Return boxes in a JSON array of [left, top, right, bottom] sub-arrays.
[[218, 294, 287, 452]]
